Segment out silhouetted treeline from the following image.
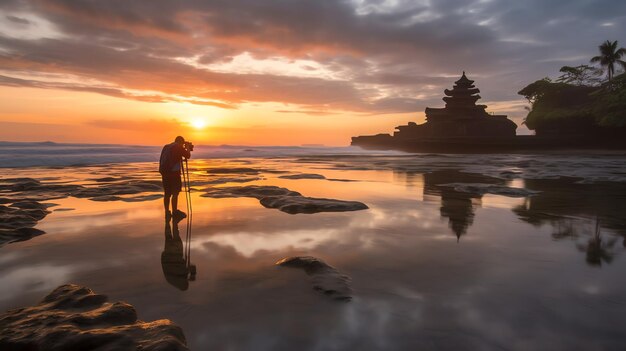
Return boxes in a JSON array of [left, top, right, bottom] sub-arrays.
[[518, 40, 626, 136]]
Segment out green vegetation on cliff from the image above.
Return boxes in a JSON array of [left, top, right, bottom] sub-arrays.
[[518, 41, 626, 135]]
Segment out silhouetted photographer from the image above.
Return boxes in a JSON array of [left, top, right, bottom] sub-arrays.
[[159, 136, 193, 221]]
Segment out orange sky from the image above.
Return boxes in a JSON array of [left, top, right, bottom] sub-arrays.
[[1, 0, 621, 145], [0, 86, 422, 146]]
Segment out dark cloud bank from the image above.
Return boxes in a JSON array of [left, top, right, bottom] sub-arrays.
[[0, 0, 624, 118]]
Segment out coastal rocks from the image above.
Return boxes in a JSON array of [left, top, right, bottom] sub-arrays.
[[202, 185, 368, 214], [202, 185, 300, 199], [0, 177, 164, 246], [260, 196, 368, 214], [72, 181, 163, 199], [207, 167, 262, 175], [88, 194, 163, 202], [0, 178, 42, 192], [278, 172, 362, 183], [276, 256, 352, 301], [0, 227, 46, 248], [0, 284, 188, 351], [0, 177, 163, 203], [0, 177, 81, 201], [0, 177, 162, 201], [278, 173, 326, 180], [0, 200, 50, 247], [89, 176, 128, 182], [204, 176, 263, 185], [206, 166, 288, 175]]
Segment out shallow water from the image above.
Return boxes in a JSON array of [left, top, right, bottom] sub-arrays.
[[2, 154, 626, 350]]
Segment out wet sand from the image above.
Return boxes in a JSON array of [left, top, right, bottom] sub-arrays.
[[1, 154, 626, 350]]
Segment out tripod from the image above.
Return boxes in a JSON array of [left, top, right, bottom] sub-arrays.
[[180, 158, 196, 280]]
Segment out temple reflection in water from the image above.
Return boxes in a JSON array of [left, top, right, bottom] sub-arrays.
[[405, 169, 626, 265], [422, 170, 505, 242]]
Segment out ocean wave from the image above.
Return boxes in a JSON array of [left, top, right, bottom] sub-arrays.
[[0, 142, 402, 168]]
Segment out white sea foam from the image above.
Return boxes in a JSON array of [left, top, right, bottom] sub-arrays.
[[0, 142, 402, 168]]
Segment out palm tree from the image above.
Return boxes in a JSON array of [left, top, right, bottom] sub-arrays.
[[590, 40, 626, 81]]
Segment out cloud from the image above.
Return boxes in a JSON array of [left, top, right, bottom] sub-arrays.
[[276, 109, 339, 116], [0, 0, 625, 116], [0, 74, 236, 109], [5, 15, 30, 25], [86, 118, 184, 133], [0, 36, 415, 113]]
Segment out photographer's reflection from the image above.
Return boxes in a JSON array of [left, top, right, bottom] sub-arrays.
[[162, 218, 196, 290]]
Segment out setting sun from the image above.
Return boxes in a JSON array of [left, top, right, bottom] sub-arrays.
[[190, 117, 208, 130]]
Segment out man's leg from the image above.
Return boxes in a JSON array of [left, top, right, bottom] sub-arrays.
[[172, 174, 186, 220], [172, 191, 179, 213], [164, 190, 171, 212]]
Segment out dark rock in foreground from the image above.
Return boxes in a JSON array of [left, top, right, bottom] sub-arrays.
[[202, 185, 368, 214], [276, 256, 352, 301], [0, 200, 50, 247], [0, 284, 188, 351]]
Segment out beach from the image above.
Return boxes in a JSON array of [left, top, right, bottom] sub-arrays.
[[2, 147, 626, 350]]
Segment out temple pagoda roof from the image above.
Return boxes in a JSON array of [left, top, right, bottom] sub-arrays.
[[454, 71, 474, 86], [444, 88, 480, 96], [423, 72, 493, 122]]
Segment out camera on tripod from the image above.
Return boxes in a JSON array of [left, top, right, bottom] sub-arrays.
[[184, 141, 194, 151]]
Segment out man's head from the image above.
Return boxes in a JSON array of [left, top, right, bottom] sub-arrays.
[[174, 136, 185, 145]]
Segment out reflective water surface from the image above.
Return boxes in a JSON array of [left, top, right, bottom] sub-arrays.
[[1, 154, 626, 350]]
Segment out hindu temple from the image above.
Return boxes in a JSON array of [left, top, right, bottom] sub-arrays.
[[393, 72, 517, 140]]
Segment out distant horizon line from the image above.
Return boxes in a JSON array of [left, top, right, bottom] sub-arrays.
[[0, 140, 350, 148]]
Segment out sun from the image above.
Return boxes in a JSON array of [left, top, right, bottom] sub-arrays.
[[190, 117, 208, 130]]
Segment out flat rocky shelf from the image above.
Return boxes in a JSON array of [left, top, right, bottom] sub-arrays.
[[202, 185, 368, 214]]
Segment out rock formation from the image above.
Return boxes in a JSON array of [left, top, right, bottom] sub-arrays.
[[0, 177, 164, 246], [0, 200, 50, 247], [201, 185, 368, 214], [276, 256, 352, 301], [278, 173, 326, 180], [0, 284, 188, 351]]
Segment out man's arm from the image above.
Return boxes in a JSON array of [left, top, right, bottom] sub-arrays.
[[174, 144, 191, 160]]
